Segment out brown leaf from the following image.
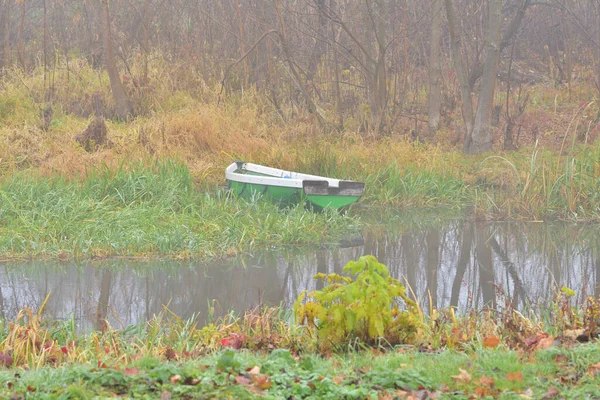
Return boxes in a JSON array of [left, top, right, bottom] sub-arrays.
[[183, 377, 201, 386], [588, 362, 600, 376], [483, 336, 501, 349], [542, 387, 560, 399], [451, 368, 471, 384], [169, 375, 181, 384], [535, 336, 555, 350], [247, 366, 261, 376], [253, 375, 272, 390], [234, 375, 252, 386], [553, 354, 569, 364], [520, 388, 534, 399], [507, 371, 523, 382], [479, 375, 495, 387], [164, 347, 177, 361], [124, 367, 139, 376], [333, 375, 345, 384], [160, 390, 172, 400], [0, 352, 13, 367]]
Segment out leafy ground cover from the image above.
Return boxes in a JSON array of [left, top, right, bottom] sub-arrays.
[[1, 340, 600, 398]]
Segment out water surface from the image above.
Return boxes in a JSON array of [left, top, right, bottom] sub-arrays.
[[1, 219, 599, 332]]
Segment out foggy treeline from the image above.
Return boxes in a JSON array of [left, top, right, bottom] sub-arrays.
[[0, 0, 599, 153]]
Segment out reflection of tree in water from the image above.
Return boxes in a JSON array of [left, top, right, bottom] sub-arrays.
[[1, 221, 600, 328]]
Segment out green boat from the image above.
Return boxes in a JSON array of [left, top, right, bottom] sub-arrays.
[[226, 161, 364, 209]]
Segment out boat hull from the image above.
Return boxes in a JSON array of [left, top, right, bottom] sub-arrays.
[[226, 162, 364, 209]]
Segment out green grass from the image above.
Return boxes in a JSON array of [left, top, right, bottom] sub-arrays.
[[0, 160, 362, 260], [1, 346, 599, 399]]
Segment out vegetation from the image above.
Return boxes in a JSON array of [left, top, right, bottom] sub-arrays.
[[0, 160, 360, 260], [295, 255, 421, 347], [2, 0, 600, 396], [1, 256, 600, 398]]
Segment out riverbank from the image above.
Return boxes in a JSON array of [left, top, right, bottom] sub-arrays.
[[2, 345, 599, 399], [1, 289, 599, 399], [0, 160, 361, 261]]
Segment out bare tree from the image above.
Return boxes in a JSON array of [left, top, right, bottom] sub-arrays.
[[98, 0, 133, 120], [428, 0, 443, 134], [466, 0, 503, 154]]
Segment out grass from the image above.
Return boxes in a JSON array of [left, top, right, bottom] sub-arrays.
[[0, 160, 361, 260], [2, 347, 599, 399], [1, 57, 600, 225], [1, 302, 600, 398]]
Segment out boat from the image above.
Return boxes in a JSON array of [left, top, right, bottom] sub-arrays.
[[225, 161, 364, 209]]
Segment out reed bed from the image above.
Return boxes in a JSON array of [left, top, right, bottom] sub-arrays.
[[0, 160, 361, 260]]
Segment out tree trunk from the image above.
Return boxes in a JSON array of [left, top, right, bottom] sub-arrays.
[[596, 1, 600, 98], [465, 0, 502, 154], [1, 0, 11, 68], [307, 0, 327, 82], [330, 0, 344, 130], [142, 0, 150, 85], [99, 0, 133, 120], [444, 0, 474, 147], [428, 0, 443, 134], [17, 0, 25, 69], [234, 0, 247, 87], [368, 0, 387, 134]]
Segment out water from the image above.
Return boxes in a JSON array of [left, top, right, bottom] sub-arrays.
[[1, 219, 599, 332]]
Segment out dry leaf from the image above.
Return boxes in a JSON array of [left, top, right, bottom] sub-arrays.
[[479, 375, 495, 387], [248, 366, 261, 376], [507, 371, 523, 382], [553, 354, 568, 364], [451, 368, 472, 384], [234, 376, 252, 386], [253, 375, 272, 390], [542, 387, 560, 399], [169, 375, 181, 384], [520, 388, 534, 399], [161, 391, 172, 400], [124, 367, 139, 376], [536, 336, 555, 350], [483, 336, 501, 348], [588, 362, 600, 376]]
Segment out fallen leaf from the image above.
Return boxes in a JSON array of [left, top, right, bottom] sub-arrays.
[[234, 375, 252, 386], [588, 362, 600, 376], [253, 375, 272, 390], [483, 336, 501, 348], [536, 336, 555, 350], [164, 347, 177, 361], [160, 390, 172, 400], [0, 352, 13, 367], [507, 371, 523, 382], [479, 375, 495, 387], [170, 375, 181, 384], [520, 388, 534, 399], [124, 367, 139, 376], [542, 387, 560, 399], [553, 354, 569, 364], [524, 333, 548, 347], [247, 366, 260, 376], [333, 375, 344, 384], [183, 377, 201, 385], [451, 368, 471, 384]]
